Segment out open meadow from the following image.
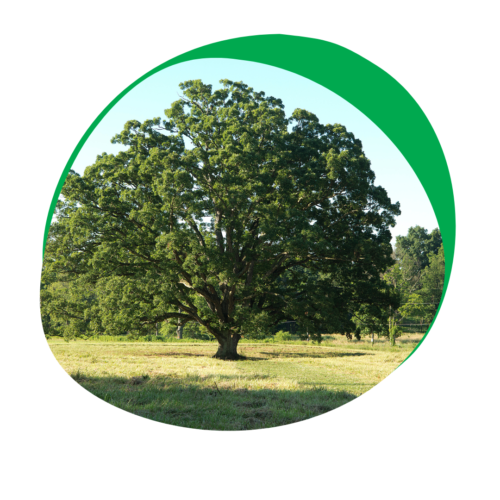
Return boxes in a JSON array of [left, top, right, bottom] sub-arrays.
[[48, 334, 422, 430]]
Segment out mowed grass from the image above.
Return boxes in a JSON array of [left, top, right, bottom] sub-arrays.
[[48, 335, 421, 431]]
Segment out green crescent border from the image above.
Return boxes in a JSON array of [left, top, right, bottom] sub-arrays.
[[42, 34, 455, 364]]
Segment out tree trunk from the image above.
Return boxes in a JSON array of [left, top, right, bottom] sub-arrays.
[[177, 308, 183, 339], [213, 333, 242, 360], [177, 321, 183, 339]]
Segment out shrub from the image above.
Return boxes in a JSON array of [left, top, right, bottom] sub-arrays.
[[389, 324, 402, 346], [275, 330, 292, 342]]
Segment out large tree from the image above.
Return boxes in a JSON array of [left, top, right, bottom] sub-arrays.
[[42, 79, 400, 359]]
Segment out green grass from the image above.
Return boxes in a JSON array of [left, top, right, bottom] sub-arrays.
[[48, 334, 421, 430]]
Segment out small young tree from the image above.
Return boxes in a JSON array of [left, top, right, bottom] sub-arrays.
[[399, 293, 434, 333], [351, 303, 392, 342]]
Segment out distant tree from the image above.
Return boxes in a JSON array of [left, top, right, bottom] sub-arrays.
[[395, 226, 442, 271], [398, 292, 434, 332], [384, 251, 421, 301], [385, 226, 442, 302], [40, 273, 102, 340], [351, 303, 392, 341], [383, 226, 444, 340], [42, 79, 400, 359], [419, 244, 445, 316]]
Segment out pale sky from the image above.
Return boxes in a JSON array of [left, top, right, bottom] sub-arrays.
[[71, 58, 439, 242]]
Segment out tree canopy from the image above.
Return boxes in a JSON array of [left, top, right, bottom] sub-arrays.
[[419, 244, 445, 317], [41, 79, 401, 358], [395, 225, 442, 271], [385, 226, 443, 301], [383, 225, 445, 335]]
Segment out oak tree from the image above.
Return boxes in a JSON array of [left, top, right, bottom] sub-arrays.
[[42, 79, 400, 359]]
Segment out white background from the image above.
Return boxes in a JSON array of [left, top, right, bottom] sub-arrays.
[[1, 2, 499, 499]]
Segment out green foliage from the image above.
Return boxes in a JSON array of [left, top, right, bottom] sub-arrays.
[[384, 226, 442, 305], [395, 226, 442, 271], [351, 302, 392, 340], [419, 243, 445, 316], [40, 274, 104, 340], [398, 293, 434, 325], [275, 330, 292, 342], [41, 79, 400, 352], [388, 321, 402, 346], [382, 230, 445, 337]]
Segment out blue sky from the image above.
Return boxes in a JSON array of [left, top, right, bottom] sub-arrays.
[[72, 58, 439, 242]]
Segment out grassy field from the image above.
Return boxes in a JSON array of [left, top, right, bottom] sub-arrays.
[[48, 334, 422, 430]]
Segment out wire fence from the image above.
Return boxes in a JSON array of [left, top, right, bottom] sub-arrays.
[[275, 319, 431, 335], [274, 300, 442, 336]]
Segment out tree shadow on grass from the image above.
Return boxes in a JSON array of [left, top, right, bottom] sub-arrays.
[[69, 372, 358, 431], [133, 351, 372, 361]]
